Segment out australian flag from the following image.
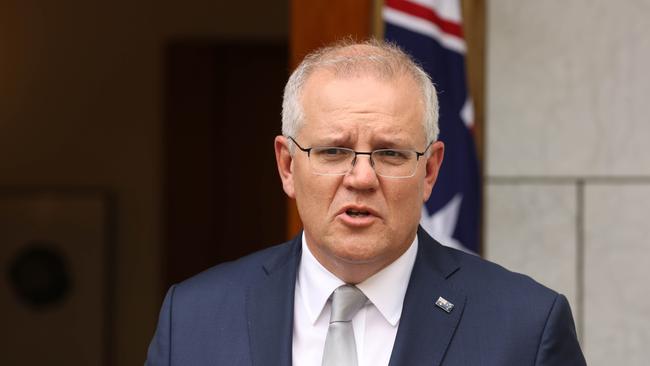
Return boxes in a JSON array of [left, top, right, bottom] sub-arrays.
[[384, 0, 481, 253]]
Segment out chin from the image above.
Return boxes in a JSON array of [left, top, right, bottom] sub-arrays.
[[330, 237, 390, 265]]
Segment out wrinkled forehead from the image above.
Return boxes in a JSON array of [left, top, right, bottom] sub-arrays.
[[301, 66, 422, 105], [298, 69, 427, 145], [308, 61, 423, 96]]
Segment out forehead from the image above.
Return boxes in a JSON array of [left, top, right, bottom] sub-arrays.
[[299, 69, 425, 144]]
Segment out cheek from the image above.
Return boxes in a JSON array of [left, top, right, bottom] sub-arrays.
[[386, 183, 424, 223], [294, 174, 339, 216]]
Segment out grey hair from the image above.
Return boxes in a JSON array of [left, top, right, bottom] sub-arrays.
[[281, 39, 439, 151]]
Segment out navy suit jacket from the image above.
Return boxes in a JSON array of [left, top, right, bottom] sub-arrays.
[[146, 228, 586, 365]]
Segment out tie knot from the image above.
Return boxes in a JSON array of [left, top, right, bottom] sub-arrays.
[[329, 285, 367, 323]]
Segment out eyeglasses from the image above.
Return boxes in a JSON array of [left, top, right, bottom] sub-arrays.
[[288, 136, 432, 178]]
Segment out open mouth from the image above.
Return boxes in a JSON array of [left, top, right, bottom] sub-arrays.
[[346, 209, 370, 217]]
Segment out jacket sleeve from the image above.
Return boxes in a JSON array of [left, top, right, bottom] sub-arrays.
[[145, 285, 176, 366], [534, 293, 587, 366]]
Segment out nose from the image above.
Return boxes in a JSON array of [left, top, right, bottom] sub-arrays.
[[343, 154, 379, 190]]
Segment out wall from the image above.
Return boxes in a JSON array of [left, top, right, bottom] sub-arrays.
[[486, 1, 650, 364], [0, 1, 287, 365]]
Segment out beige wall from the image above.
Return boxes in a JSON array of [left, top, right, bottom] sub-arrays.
[[486, 1, 650, 364], [0, 1, 287, 364]]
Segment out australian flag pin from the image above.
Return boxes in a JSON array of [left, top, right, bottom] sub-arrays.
[[435, 296, 454, 313]]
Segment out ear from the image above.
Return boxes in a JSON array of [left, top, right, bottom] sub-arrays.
[[275, 135, 296, 198], [422, 141, 445, 202]]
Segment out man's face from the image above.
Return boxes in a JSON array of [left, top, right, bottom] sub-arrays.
[[275, 70, 444, 282]]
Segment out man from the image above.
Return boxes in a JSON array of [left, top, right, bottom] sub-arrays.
[[146, 40, 586, 365]]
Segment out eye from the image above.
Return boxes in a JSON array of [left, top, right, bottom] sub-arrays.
[[312, 147, 352, 161], [375, 149, 407, 158], [322, 148, 344, 155], [374, 149, 412, 164]]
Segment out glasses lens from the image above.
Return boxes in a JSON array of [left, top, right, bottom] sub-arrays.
[[310, 147, 355, 175], [306, 146, 419, 178], [372, 149, 418, 178]]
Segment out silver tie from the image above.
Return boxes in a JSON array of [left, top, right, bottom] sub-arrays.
[[321, 285, 368, 366]]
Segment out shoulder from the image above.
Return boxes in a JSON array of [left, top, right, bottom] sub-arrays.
[[418, 228, 558, 300], [416, 232, 585, 364], [157, 238, 298, 329], [427, 239, 568, 337], [444, 247, 585, 364], [451, 247, 556, 299], [172, 239, 297, 299], [417, 228, 560, 309]]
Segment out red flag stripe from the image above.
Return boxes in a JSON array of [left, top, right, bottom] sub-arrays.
[[385, 0, 464, 39]]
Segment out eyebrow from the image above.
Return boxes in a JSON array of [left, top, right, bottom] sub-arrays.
[[310, 135, 351, 147], [311, 140, 417, 153], [370, 136, 413, 149]]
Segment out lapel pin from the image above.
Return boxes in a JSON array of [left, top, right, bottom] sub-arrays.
[[435, 296, 454, 313]]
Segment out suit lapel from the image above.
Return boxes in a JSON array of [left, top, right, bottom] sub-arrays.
[[388, 228, 466, 366], [247, 235, 301, 366]]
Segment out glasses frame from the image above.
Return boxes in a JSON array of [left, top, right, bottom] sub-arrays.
[[287, 136, 433, 179]]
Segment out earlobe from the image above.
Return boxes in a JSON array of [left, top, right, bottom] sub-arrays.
[[274, 136, 296, 198], [422, 141, 445, 202]]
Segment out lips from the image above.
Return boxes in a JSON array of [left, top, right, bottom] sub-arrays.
[[346, 209, 370, 217], [339, 205, 378, 217], [337, 205, 379, 227]]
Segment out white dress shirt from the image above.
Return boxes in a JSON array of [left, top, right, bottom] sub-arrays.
[[292, 234, 418, 366]]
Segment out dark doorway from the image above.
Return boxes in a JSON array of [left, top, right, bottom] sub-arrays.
[[164, 41, 289, 289]]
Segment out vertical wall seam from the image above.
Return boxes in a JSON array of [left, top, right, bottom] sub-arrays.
[[576, 179, 585, 343]]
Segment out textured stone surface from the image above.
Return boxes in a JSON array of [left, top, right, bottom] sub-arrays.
[[487, 0, 650, 176], [485, 183, 579, 314], [584, 184, 650, 365]]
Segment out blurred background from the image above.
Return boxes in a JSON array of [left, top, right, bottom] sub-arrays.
[[1, 0, 648, 365]]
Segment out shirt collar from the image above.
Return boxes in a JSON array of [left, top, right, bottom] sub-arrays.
[[356, 236, 418, 326], [297, 233, 418, 326], [297, 234, 345, 325]]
